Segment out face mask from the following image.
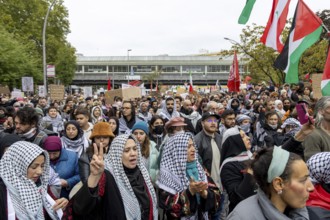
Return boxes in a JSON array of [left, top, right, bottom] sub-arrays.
[[154, 125, 164, 135], [240, 123, 251, 133], [283, 106, 290, 111], [268, 123, 278, 130], [232, 105, 239, 110], [245, 106, 252, 110]]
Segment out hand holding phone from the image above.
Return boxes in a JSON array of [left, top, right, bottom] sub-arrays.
[[296, 103, 310, 125]]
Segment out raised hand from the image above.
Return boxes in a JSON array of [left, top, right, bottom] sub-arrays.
[[88, 143, 104, 188]]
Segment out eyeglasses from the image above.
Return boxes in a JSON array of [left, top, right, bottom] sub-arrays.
[[206, 119, 218, 123], [122, 107, 131, 110]]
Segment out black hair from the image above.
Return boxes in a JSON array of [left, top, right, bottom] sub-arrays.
[[108, 116, 119, 136], [15, 106, 39, 127], [252, 147, 302, 196], [221, 109, 235, 119], [122, 100, 136, 118], [75, 107, 90, 119]]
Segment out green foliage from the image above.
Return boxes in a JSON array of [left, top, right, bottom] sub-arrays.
[[0, 0, 76, 88], [0, 25, 40, 89], [221, 9, 330, 85]]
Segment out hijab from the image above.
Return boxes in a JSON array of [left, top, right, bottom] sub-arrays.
[[61, 120, 87, 156], [220, 126, 247, 165], [104, 134, 158, 220], [0, 141, 58, 219], [157, 133, 206, 194], [307, 152, 330, 184]]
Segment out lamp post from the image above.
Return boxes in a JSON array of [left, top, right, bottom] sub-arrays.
[[43, 0, 57, 96], [127, 49, 132, 84]]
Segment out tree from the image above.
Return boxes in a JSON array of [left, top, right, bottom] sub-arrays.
[[142, 70, 161, 92], [0, 0, 76, 87], [0, 25, 40, 89]]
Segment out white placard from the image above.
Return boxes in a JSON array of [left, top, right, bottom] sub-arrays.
[[47, 65, 56, 77], [83, 87, 93, 98], [38, 85, 46, 97], [22, 77, 34, 92]]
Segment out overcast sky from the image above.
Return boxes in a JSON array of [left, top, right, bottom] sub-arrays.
[[64, 0, 328, 56]]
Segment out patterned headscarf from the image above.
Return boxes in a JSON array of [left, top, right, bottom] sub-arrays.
[[159, 97, 180, 121], [104, 134, 158, 219], [307, 152, 330, 184], [0, 141, 58, 219], [157, 133, 206, 194], [61, 120, 87, 156]]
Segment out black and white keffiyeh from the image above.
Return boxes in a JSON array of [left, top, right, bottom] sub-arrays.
[[104, 134, 158, 220], [159, 97, 180, 121], [307, 152, 330, 184], [157, 133, 206, 195], [0, 141, 58, 219]]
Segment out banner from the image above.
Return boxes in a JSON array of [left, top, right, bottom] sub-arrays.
[[83, 87, 93, 98]]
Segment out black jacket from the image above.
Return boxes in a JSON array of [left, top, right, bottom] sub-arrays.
[[73, 170, 127, 220], [195, 130, 222, 173]]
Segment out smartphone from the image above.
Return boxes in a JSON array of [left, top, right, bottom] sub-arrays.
[[296, 103, 309, 125]]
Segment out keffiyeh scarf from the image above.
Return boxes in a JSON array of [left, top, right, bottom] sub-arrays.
[[104, 134, 158, 220], [0, 141, 58, 220], [307, 152, 330, 184], [157, 133, 206, 194]]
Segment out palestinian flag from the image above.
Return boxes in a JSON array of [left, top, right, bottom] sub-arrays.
[[261, 0, 291, 52], [238, 0, 256, 25], [322, 44, 330, 96], [274, 0, 323, 84]]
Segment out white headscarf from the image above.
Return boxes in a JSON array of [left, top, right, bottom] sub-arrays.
[[104, 134, 158, 219], [0, 141, 58, 219]]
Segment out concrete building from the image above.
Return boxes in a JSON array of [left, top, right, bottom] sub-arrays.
[[72, 54, 247, 88]]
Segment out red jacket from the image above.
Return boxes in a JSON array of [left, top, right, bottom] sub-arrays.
[[306, 184, 330, 210]]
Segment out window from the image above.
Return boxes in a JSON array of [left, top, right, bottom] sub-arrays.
[[132, 66, 156, 73], [182, 65, 204, 73], [113, 66, 128, 73], [85, 65, 107, 73], [160, 65, 180, 73], [76, 65, 83, 73]]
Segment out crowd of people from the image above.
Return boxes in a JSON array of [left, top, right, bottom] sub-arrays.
[[0, 81, 329, 219]]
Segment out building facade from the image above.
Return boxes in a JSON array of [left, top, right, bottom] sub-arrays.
[[72, 55, 247, 88]]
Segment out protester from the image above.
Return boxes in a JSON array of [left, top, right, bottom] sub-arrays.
[[303, 96, 330, 161], [0, 141, 68, 219], [0, 133, 21, 159], [73, 134, 158, 219], [91, 106, 106, 124], [157, 133, 221, 219], [148, 115, 165, 150], [195, 112, 222, 188], [306, 152, 330, 211], [44, 136, 80, 198], [40, 106, 64, 135], [159, 97, 180, 122], [75, 107, 93, 142], [138, 101, 152, 123], [79, 121, 115, 182], [220, 128, 256, 212], [14, 106, 48, 147], [132, 121, 159, 184], [227, 147, 315, 219], [108, 116, 119, 136], [118, 100, 142, 134], [61, 120, 88, 157]]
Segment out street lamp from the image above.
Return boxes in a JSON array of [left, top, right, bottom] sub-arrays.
[[43, 0, 57, 96], [127, 49, 132, 83]]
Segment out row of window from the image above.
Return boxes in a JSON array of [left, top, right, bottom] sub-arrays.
[[77, 65, 245, 73]]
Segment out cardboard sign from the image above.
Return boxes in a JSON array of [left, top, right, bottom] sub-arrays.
[[49, 84, 65, 101], [105, 87, 142, 105], [0, 86, 10, 95], [311, 73, 322, 99]]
